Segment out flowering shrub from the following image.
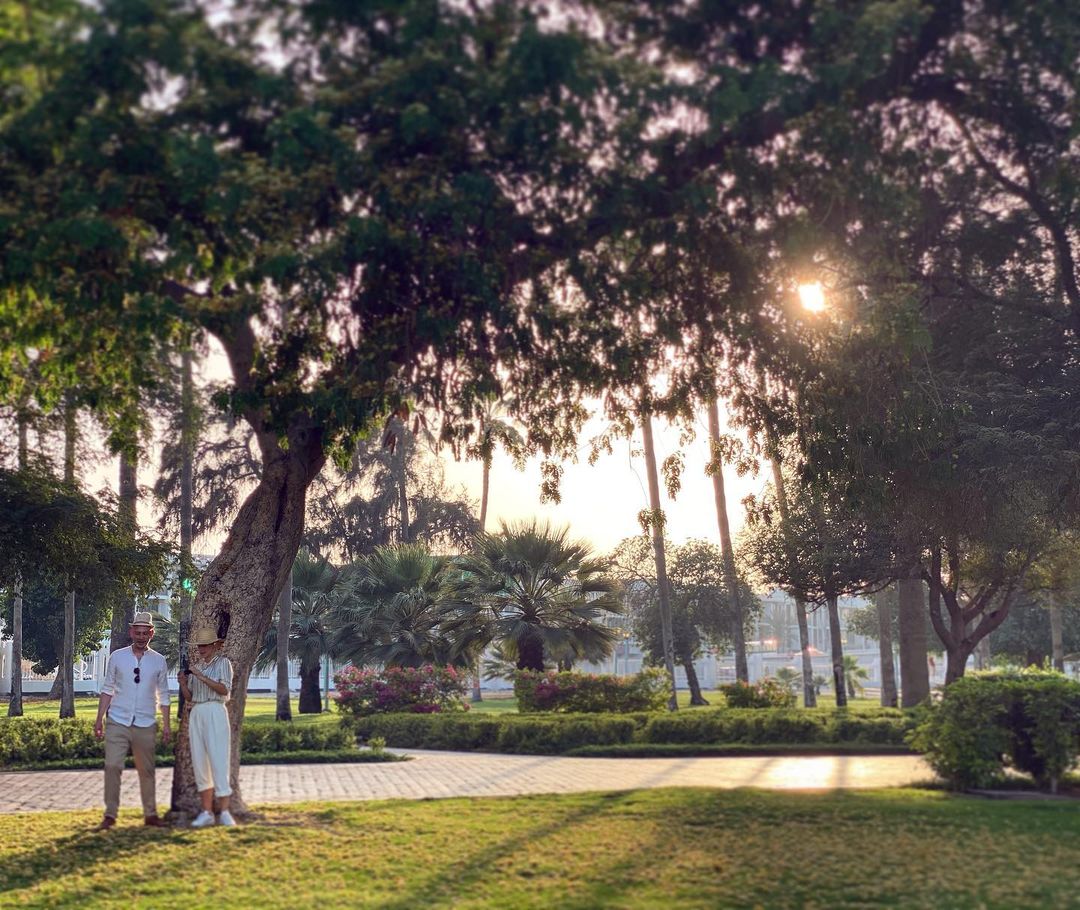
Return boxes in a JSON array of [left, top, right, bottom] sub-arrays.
[[333, 664, 470, 717], [720, 679, 797, 709], [514, 668, 670, 714]]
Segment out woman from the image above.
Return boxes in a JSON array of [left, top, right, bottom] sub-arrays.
[[180, 626, 236, 828]]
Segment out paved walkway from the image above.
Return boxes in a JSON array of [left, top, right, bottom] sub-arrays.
[[0, 750, 932, 814]]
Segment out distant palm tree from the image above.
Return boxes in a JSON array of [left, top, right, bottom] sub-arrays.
[[842, 655, 869, 698], [333, 543, 472, 669], [773, 666, 800, 694], [257, 549, 339, 713], [454, 521, 622, 671]]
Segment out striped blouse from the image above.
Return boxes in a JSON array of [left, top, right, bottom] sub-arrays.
[[190, 654, 234, 704]]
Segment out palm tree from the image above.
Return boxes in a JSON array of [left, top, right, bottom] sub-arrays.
[[333, 543, 471, 669], [466, 397, 524, 702], [256, 549, 339, 713], [773, 666, 801, 694], [842, 655, 869, 699], [455, 521, 622, 672]]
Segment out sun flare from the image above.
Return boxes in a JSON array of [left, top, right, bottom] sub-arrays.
[[798, 282, 827, 313]]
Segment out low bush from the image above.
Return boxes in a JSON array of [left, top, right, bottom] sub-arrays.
[[911, 670, 1080, 791], [351, 706, 913, 754], [333, 664, 469, 716], [720, 679, 797, 709], [0, 716, 355, 767], [514, 668, 669, 714]]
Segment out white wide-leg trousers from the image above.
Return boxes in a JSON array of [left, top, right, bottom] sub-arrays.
[[189, 702, 233, 797]]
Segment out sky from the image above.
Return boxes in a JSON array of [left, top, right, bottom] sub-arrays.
[[81, 338, 768, 559]]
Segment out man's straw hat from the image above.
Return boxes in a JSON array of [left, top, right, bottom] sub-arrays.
[[193, 626, 223, 646]]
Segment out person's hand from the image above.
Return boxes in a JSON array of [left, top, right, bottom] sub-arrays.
[[93, 718, 104, 740]]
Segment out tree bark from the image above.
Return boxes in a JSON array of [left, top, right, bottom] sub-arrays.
[[944, 642, 974, 684], [825, 596, 847, 708], [516, 634, 545, 672], [640, 405, 678, 711], [59, 397, 76, 718], [298, 659, 321, 714], [110, 445, 138, 653], [897, 567, 930, 707], [473, 458, 490, 702], [177, 346, 195, 718], [706, 399, 748, 683], [7, 414, 28, 717], [678, 644, 708, 706], [876, 593, 898, 707], [1050, 597, 1064, 673], [767, 450, 816, 707], [169, 424, 324, 819], [479, 456, 491, 534], [392, 416, 411, 544], [275, 570, 293, 721]]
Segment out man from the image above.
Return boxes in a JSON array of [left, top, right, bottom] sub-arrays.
[[93, 611, 172, 829]]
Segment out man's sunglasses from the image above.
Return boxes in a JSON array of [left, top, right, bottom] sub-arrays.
[[134, 667, 141, 685]]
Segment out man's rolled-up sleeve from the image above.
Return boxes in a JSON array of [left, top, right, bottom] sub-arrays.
[[101, 654, 118, 697], [157, 657, 171, 707]]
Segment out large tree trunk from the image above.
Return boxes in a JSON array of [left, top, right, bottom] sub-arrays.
[[944, 642, 974, 684], [706, 398, 748, 683], [110, 445, 138, 653], [897, 566, 930, 707], [516, 634, 545, 672], [473, 458, 490, 703], [767, 451, 816, 707], [170, 426, 324, 819], [640, 405, 678, 711], [1050, 597, 1064, 673], [877, 592, 898, 707], [177, 346, 195, 718], [825, 596, 847, 708], [298, 659, 322, 714], [59, 398, 76, 719], [7, 415, 28, 717], [392, 416, 411, 544], [276, 572, 293, 721], [678, 644, 708, 706]]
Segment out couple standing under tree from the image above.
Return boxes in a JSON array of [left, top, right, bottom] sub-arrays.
[[92, 612, 235, 829]]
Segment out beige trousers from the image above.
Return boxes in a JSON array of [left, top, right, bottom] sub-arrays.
[[103, 719, 158, 818]]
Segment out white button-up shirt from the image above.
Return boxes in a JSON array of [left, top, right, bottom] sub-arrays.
[[101, 646, 170, 727]]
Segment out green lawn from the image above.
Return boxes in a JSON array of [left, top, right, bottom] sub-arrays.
[[2, 788, 1078, 908], [469, 691, 891, 713], [15, 691, 890, 721]]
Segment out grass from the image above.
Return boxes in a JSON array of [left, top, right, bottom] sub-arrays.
[[15, 692, 891, 720], [468, 691, 893, 714], [12, 695, 341, 727], [2, 788, 1079, 908]]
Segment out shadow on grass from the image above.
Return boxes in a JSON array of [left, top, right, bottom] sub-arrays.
[[373, 790, 639, 910]]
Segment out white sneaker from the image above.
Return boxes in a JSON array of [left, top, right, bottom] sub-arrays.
[[190, 810, 216, 828], [218, 810, 237, 827]]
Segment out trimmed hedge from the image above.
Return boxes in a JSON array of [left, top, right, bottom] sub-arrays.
[[911, 671, 1080, 791], [349, 707, 915, 754], [0, 717, 353, 767]]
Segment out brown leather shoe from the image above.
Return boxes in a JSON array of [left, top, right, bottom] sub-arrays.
[[95, 816, 116, 831], [143, 815, 169, 828]]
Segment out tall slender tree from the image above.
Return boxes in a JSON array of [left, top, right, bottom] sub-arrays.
[[58, 395, 76, 718], [639, 403, 678, 709], [705, 399, 748, 683]]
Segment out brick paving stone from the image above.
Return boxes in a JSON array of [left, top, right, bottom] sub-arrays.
[[0, 751, 932, 815]]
